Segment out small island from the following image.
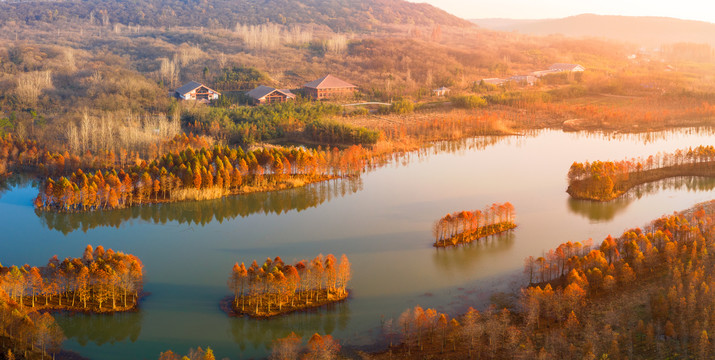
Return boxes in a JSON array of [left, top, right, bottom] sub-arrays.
[[227, 254, 351, 318], [32, 143, 371, 212], [567, 145, 715, 201], [433, 202, 516, 247], [0, 245, 144, 313]]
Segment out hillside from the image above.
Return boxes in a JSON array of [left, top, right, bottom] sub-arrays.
[[472, 14, 715, 48], [0, 0, 473, 32]]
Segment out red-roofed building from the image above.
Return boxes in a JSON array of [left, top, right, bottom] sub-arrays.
[[302, 75, 357, 100]]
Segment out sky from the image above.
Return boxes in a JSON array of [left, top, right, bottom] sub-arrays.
[[408, 0, 715, 23]]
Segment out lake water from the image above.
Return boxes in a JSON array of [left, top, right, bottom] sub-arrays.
[[0, 129, 714, 359]]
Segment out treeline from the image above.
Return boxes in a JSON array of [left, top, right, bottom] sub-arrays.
[[185, 101, 380, 145], [270, 332, 340, 360], [0, 0, 470, 31], [383, 306, 461, 355], [35, 144, 370, 212], [212, 66, 269, 92], [379, 200, 715, 359], [158, 347, 217, 360], [1, 132, 211, 179], [228, 254, 351, 318], [567, 145, 715, 200], [433, 202, 515, 247], [0, 245, 143, 312], [158, 333, 340, 360], [38, 178, 362, 235], [0, 293, 64, 360]]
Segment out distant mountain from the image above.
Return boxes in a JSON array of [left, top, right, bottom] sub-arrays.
[[472, 14, 715, 47], [0, 0, 473, 32]]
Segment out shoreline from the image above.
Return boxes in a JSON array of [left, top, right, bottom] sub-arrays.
[[35, 174, 340, 213], [220, 290, 350, 319], [14, 291, 149, 315], [434, 223, 517, 248], [567, 162, 715, 201]]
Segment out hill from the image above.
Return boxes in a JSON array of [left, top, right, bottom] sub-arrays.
[[472, 14, 715, 48], [0, 0, 473, 32]]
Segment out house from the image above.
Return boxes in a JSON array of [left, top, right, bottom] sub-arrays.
[[432, 86, 450, 97], [302, 75, 357, 100], [480, 78, 506, 86], [508, 75, 537, 86], [175, 81, 221, 101], [246, 85, 296, 105], [548, 63, 586, 72]]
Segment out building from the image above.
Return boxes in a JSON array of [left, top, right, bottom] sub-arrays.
[[175, 81, 221, 101], [548, 63, 586, 72], [246, 85, 296, 105], [302, 75, 357, 100], [432, 86, 451, 97], [480, 78, 506, 86], [508, 75, 537, 86]]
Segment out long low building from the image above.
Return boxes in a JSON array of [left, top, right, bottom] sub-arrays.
[[480, 78, 506, 86], [549, 63, 586, 72]]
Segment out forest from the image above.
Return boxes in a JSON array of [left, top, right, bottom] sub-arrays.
[[0, 296, 64, 360], [0, 0, 471, 32], [433, 203, 516, 247], [228, 254, 351, 318], [375, 200, 715, 359], [184, 101, 380, 145], [0, 245, 144, 313], [567, 145, 715, 200], [0, 245, 142, 359]]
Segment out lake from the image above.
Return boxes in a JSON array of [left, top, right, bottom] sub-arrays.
[[0, 128, 713, 359]]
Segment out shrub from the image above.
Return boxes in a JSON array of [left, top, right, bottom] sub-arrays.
[[451, 95, 487, 109]]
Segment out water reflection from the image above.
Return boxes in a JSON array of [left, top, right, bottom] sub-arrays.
[[229, 301, 350, 352], [37, 178, 364, 234], [54, 311, 143, 346], [567, 126, 715, 144], [0, 175, 35, 199], [568, 176, 715, 222], [432, 231, 515, 275]]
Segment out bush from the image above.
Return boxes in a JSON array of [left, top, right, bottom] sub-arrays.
[[347, 107, 369, 116], [390, 99, 414, 114], [451, 95, 487, 109]]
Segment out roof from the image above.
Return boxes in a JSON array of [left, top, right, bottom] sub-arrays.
[[481, 78, 506, 86], [246, 85, 296, 100], [303, 75, 357, 89], [531, 69, 560, 77], [549, 63, 585, 71], [175, 81, 220, 96]]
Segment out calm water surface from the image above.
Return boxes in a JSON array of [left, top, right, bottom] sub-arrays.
[[0, 129, 714, 359]]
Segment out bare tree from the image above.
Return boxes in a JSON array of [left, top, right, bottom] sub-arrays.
[[15, 71, 53, 104], [159, 58, 179, 87], [324, 34, 348, 54]]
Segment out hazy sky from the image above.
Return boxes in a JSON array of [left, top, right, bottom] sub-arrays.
[[408, 0, 715, 23]]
